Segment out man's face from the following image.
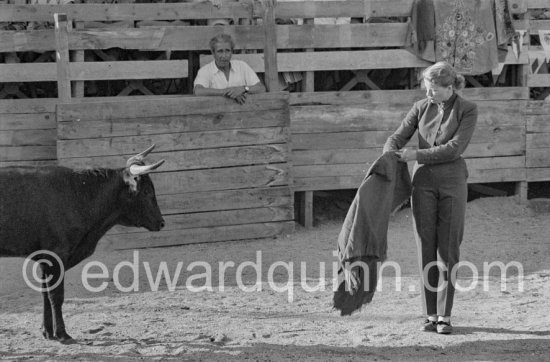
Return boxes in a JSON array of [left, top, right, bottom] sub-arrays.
[[212, 41, 233, 69]]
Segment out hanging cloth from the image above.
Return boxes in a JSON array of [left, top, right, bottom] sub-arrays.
[[407, 0, 515, 75]]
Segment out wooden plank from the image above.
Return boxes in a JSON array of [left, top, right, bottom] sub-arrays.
[[58, 109, 288, 139], [292, 131, 393, 150], [0, 146, 56, 161], [294, 175, 363, 191], [277, 0, 414, 18], [294, 163, 366, 178], [0, 99, 57, 114], [58, 144, 289, 171], [57, 93, 289, 120], [0, 1, 414, 22], [527, 116, 550, 133], [294, 165, 529, 191], [70, 60, 188, 81], [149, 164, 290, 195], [291, 127, 524, 150], [157, 187, 292, 215], [464, 142, 525, 158], [525, 101, 550, 115], [57, 127, 289, 158], [291, 106, 406, 133], [0, 129, 56, 146], [61, 23, 408, 51], [290, 101, 525, 134], [527, 133, 550, 148], [299, 191, 313, 229], [0, 2, 256, 22], [103, 221, 295, 250], [467, 168, 526, 183], [289, 88, 529, 106], [109, 205, 294, 234], [272, 49, 432, 71], [292, 156, 527, 179], [527, 74, 550, 88], [202, 49, 432, 73], [0, 30, 56, 52], [0, 63, 57, 82], [277, 23, 409, 48], [0, 113, 55, 131], [55, 13, 71, 103], [0, 160, 57, 168], [263, 0, 279, 92], [527, 0, 550, 9], [527, 149, 550, 168], [529, 20, 550, 33], [73, 26, 263, 52], [527, 167, 550, 182], [466, 156, 526, 170], [292, 148, 383, 166]]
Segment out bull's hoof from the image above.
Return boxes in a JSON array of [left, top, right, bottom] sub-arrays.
[[55, 331, 75, 344], [41, 328, 56, 340]]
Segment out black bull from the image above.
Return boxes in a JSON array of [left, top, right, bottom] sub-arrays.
[[0, 146, 165, 342]]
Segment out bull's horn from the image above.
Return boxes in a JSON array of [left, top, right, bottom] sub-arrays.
[[126, 144, 156, 167], [129, 159, 165, 176]]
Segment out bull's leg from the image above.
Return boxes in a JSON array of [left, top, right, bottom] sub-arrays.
[[40, 260, 73, 343], [47, 279, 73, 342], [41, 279, 55, 340]]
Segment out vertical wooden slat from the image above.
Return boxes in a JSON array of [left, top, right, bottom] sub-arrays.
[[54, 13, 71, 103], [262, 0, 279, 92], [302, 18, 315, 92], [298, 17, 315, 228], [72, 21, 85, 98]]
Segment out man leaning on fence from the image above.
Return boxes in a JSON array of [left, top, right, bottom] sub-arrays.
[[193, 34, 265, 104]]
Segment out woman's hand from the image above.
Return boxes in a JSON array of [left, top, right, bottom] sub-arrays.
[[395, 148, 417, 162]]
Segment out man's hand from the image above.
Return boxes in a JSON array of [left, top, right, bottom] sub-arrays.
[[224, 86, 247, 104]]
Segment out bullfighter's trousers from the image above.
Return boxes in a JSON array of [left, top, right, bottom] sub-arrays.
[[411, 157, 468, 317]]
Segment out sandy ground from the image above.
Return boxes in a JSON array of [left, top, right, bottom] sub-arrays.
[[1, 195, 550, 361]]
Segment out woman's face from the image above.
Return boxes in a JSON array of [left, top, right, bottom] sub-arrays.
[[424, 79, 453, 104]]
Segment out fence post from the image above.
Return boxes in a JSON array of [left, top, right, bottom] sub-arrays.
[[54, 13, 71, 103], [262, 0, 279, 92]]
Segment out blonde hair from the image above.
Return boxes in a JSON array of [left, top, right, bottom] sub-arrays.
[[423, 61, 465, 91]]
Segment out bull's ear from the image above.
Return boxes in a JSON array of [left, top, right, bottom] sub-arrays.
[[123, 169, 140, 193]]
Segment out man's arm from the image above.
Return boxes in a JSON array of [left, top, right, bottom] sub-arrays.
[[247, 82, 266, 94], [193, 84, 226, 96]]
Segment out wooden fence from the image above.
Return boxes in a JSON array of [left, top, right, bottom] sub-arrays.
[[56, 93, 294, 249], [1, 0, 549, 238], [0, 98, 57, 167]]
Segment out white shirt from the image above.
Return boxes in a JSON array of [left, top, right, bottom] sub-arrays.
[[194, 60, 261, 89]]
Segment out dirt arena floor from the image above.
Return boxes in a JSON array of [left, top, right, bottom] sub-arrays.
[[1, 195, 549, 361]]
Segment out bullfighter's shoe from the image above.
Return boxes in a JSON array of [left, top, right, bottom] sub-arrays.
[[420, 319, 437, 332], [437, 321, 453, 334]]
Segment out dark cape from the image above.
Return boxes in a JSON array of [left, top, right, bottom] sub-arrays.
[[333, 152, 412, 316]]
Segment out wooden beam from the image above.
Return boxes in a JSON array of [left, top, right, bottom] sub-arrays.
[[54, 13, 71, 103], [104, 221, 295, 250], [262, 0, 279, 92], [0, 60, 189, 83], [0, 1, 415, 22]]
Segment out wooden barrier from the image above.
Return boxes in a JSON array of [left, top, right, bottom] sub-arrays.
[[56, 93, 294, 249], [526, 101, 550, 182], [0, 98, 57, 167], [290, 87, 530, 225], [1, 0, 549, 236]]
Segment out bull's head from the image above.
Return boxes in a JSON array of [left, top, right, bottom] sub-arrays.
[[119, 145, 165, 231]]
